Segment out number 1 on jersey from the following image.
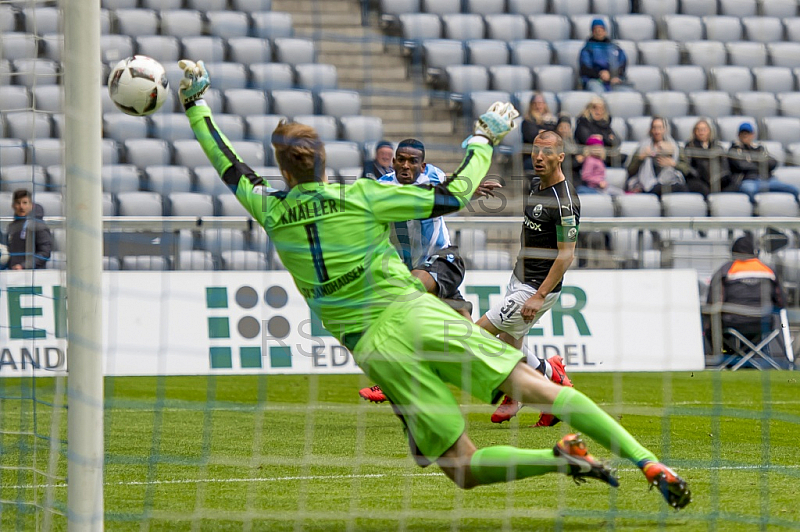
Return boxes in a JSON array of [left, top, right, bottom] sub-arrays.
[[304, 222, 329, 282]]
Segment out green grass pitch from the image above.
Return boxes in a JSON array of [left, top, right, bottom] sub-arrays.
[[1, 371, 798, 531]]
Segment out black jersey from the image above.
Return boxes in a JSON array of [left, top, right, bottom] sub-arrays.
[[512, 177, 581, 291]]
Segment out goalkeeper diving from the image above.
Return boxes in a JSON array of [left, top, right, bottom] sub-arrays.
[[178, 59, 691, 508]]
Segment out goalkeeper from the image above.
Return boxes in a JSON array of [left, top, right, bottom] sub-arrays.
[[178, 59, 691, 508]]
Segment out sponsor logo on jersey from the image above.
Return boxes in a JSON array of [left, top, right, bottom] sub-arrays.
[[533, 204, 543, 217], [523, 216, 542, 231]]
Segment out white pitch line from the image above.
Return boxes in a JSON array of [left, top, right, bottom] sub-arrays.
[[6, 464, 800, 491]]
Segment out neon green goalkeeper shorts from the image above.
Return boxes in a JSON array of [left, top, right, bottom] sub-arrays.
[[353, 293, 523, 465]]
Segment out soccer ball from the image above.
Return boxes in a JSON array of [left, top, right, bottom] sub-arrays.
[[107, 55, 169, 116]]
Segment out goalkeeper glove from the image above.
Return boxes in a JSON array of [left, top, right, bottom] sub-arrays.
[[178, 59, 210, 108], [465, 101, 519, 146]]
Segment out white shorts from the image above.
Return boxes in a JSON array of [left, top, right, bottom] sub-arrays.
[[485, 274, 561, 340]]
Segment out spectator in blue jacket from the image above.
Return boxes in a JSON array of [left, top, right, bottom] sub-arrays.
[[579, 19, 630, 93]]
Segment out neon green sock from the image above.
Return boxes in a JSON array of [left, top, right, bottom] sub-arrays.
[[469, 446, 564, 485], [552, 387, 658, 465]]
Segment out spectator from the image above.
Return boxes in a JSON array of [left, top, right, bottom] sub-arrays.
[[581, 135, 623, 196], [727, 122, 798, 200], [574, 97, 620, 152], [555, 115, 585, 189], [705, 234, 790, 366], [626, 117, 690, 196], [6, 189, 52, 270], [361, 140, 394, 180], [579, 18, 631, 94], [684, 118, 731, 197], [521, 92, 557, 173]]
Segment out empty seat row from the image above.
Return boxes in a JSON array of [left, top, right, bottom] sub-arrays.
[[582, 191, 800, 218], [46, 249, 279, 271]]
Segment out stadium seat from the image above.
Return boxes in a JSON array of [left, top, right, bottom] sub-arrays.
[[528, 14, 571, 42], [580, 194, 615, 217], [767, 42, 800, 69], [553, 91, 591, 117], [5, 111, 51, 139], [274, 37, 315, 66], [250, 63, 294, 91], [514, 90, 558, 116], [117, 191, 163, 216], [570, 14, 611, 40], [135, 36, 181, 63], [221, 250, 267, 270], [726, 42, 767, 68], [144, 165, 192, 195], [485, 14, 528, 42], [150, 113, 194, 142], [399, 13, 442, 52], [160, 10, 204, 38], [490, 65, 533, 92], [0, 165, 48, 193], [245, 115, 286, 144], [224, 89, 268, 117], [231, 0, 272, 9], [23, 7, 60, 36], [252, 12, 294, 39], [201, 228, 247, 257], [0, 4, 15, 32], [624, 65, 663, 93], [777, 92, 800, 117], [754, 192, 800, 217], [194, 166, 231, 196], [318, 90, 362, 119], [741, 16, 784, 44], [719, 0, 757, 16], [230, 141, 265, 167], [690, 91, 733, 118], [551, 0, 590, 15], [100, 34, 134, 64], [115, 9, 158, 36], [206, 11, 250, 39], [664, 15, 704, 42], [217, 193, 250, 217], [103, 139, 120, 165], [0, 32, 37, 61], [710, 66, 753, 95], [465, 0, 504, 14], [752, 67, 795, 94], [172, 140, 208, 171], [735, 92, 778, 120], [670, 116, 703, 142], [337, 167, 363, 184], [26, 138, 61, 169], [422, 0, 461, 15], [182, 37, 226, 64], [0, 139, 26, 167], [773, 167, 800, 189], [102, 256, 120, 271], [626, 116, 654, 141], [467, 250, 513, 270], [40, 33, 62, 62], [122, 255, 171, 271], [380, 0, 421, 30], [645, 91, 689, 119], [176, 250, 215, 270], [442, 14, 485, 41], [533, 65, 573, 93], [31, 85, 61, 113], [639, 0, 678, 17], [422, 39, 465, 75], [615, 193, 661, 216], [295, 63, 338, 91], [103, 114, 149, 144], [340, 116, 384, 145], [324, 141, 362, 173], [637, 40, 680, 68], [467, 39, 509, 67], [293, 115, 338, 141], [615, 39, 638, 66], [615, 14, 657, 42], [761, 140, 786, 166], [213, 114, 246, 141], [509, 40, 552, 69], [168, 192, 214, 217], [203, 62, 248, 91], [11, 58, 58, 87], [0, 86, 29, 112], [99, 164, 139, 194], [445, 64, 490, 99], [270, 90, 314, 120], [469, 91, 512, 120], [603, 92, 646, 121], [228, 38, 272, 65], [661, 193, 707, 217], [594, 0, 631, 15], [508, 0, 547, 14], [763, 116, 800, 147], [707, 192, 753, 216], [664, 65, 707, 92], [716, 115, 757, 142], [551, 39, 584, 67], [761, 0, 797, 17], [704, 16, 743, 42], [684, 41, 727, 72]]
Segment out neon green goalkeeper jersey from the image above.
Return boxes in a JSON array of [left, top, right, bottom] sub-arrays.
[[186, 103, 492, 341]]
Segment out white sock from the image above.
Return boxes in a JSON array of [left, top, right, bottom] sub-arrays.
[[520, 344, 553, 379]]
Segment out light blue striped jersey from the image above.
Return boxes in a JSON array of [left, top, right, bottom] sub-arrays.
[[378, 163, 452, 269]]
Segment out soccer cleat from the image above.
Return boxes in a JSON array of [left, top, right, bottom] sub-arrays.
[[531, 356, 572, 428], [358, 385, 387, 403], [491, 395, 522, 423], [553, 433, 619, 487], [642, 461, 692, 509]]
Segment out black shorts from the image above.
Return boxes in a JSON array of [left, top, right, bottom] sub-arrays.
[[414, 246, 466, 301]]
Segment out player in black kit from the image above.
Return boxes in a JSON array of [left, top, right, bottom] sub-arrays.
[[475, 130, 582, 426]]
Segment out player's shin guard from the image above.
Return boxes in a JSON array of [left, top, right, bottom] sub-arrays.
[[551, 387, 658, 465], [469, 446, 561, 484]]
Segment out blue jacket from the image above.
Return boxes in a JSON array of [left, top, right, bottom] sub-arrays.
[[579, 38, 627, 87]]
